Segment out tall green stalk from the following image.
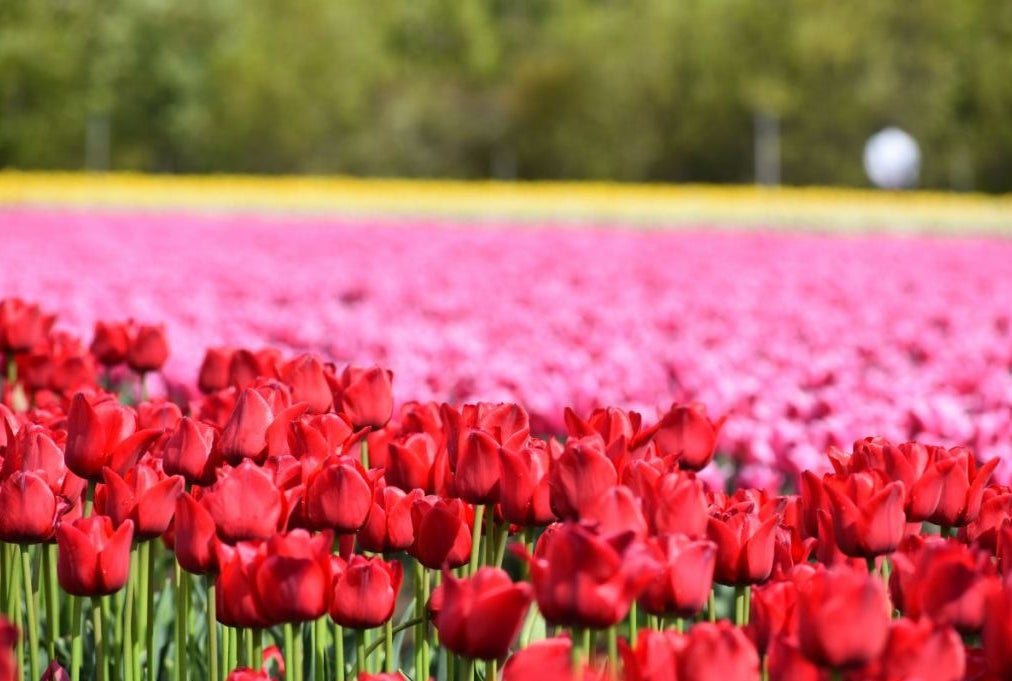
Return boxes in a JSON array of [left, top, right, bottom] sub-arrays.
[[334, 622, 345, 681], [43, 544, 58, 661], [208, 581, 218, 681], [70, 596, 83, 681], [94, 598, 108, 681], [21, 546, 39, 681], [468, 506, 485, 575]]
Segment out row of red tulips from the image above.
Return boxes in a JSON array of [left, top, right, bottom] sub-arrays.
[[0, 296, 1011, 681]]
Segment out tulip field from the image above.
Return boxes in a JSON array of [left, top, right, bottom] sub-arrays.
[[1, 188, 1012, 681]]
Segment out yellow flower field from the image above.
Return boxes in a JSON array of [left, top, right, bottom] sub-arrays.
[[1, 171, 1011, 234]]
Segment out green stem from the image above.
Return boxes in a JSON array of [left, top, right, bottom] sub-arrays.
[[422, 569, 432, 676], [21, 546, 39, 681], [146, 543, 157, 681], [484, 506, 495, 566], [469, 505, 486, 575], [222, 627, 231, 680], [414, 561, 424, 681], [94, 599, 108, 681], [492, 521, 509, 569], [10, 546, 22, 677], [707, 588, 716, 623], [228, 626, 239, 675], [675, 617, 685, 633], [124, 566, 135, 681], [334, 621, 345, 681], [628, 601, 639, 648], [606, 627, 618, 672], [294, 623, 304, 681], [208, 582, 218, 681], [6, 357, 16, 384], [384, 617, 394, 673], [735, 585, 746, 626], [175, 563, 188, 681], [43, 544, 58, 661], [487, 658, 498, 681], [252, 628, 263, 675], [314, 617, 326, 681], [285, 624, 296, 681], [646, 614, 659, 631], [356, 629, 367, 676], [362, 617, 424, 659], [462, 657, 475, 681], [360, 439, 370, 470], [71, 596, 83, 681]]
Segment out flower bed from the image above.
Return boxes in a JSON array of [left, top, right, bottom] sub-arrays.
[[4, 208, 1012, 486]]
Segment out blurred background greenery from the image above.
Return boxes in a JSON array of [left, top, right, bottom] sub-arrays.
[[1, 0, 1010, 190]]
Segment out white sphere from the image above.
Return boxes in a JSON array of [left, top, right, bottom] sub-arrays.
[[863, 127, 921, 189]]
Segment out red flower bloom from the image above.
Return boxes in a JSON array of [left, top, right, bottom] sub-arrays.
[[620, 628, 684, 681], [984, 579, 1012, 677], [0, 618, 18, 681], [329, 554, 403, 629], [0, 471, 59, 543], [385, 432, 440, 493], [202, 461, 283, 543], [638, 534, 716, 618], [499, 441, 555, 526], [303, 455, 373, 533], [90, 321, 131, 366], [174, 492, 219, 575], [890, 536, 995, 633], [358, 485, 421, 553], [679, 621, 760, 681], [643, 470, 708, 538], [707, 510, 778, 586], [649, 403, 725, 471], [56, 515, 133, 596], [434, 567, 532, 660], [410, 496, 472, 569], [219, 388, 274, 465], [97, 464, 183, 540], [452, 429, 502, 505], [549, 435, 617, 520], [65, 393, 157, 481], [823, 472, 905, 558], [280, 354, 333, 414], [0, 298, 55, 353], [528, 522, 655, 628], [911, 447, 998, 527], [198, 347, 233, 394], [254, 529, 333, 625], [797, 566, 890, 669], [331, 365, 394, 430], [126, 324, 169, 373], [873, 618, 965, 681], [215, 541, 270, 629], [502, 637, 609, 681], [163, 417, 217, 485]]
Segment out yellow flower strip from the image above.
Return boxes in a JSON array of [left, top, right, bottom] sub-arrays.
[[1, 171, 1011, 234]]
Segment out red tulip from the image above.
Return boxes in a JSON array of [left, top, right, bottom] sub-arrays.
[[499, 442, 555, 526], [303, 455, 373, 533], [452, 429, 502, 504], [219, 388, 274, 465], [126, 324, 169, 373], [502, 636, 609, 681], [638, 534, 716, 617], [385, 432, 440, 493], [890, 536, 995, 633], [528, 522, 655, 628], [434, 567, 532, 660], [174, 492, 219, 575], [40, 660, 71, 681], [163, 417, 217, 485], [98, 464, 184, 540], [202, 461, 283, 543], [549, 435, 618, 520], [410, 496, 472, 569], [679, 621, 760, 681], [0, 298, 55, 353], [56, 515, 133, 596], [824, 472, 905, 558], [224, 669, 270, 681], [90, 321, 131, 366], [215, 541, 270, 628], [650, 403, 725, 471], [707, 510, 778, 585], [331, 365, 394, 429], [913, 448, 998, 527], [198, 347, 234, 393], [620, 628, 684, 681], [358, 485, 421, 553], [873, 618, 965, 681], [255, 530, 333, 624], [0, 618, 18, 681], [765, 637, 826, 681], [64, 393, 151, 481], [281, 354, 333, 414], [644, 470, 708, 538], [329, 555, 403, 629], [984, 578, 1012, 677], [797, 566, 890, 669], [0, 471, 59, 543], [963, 485, 1012, 552]]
